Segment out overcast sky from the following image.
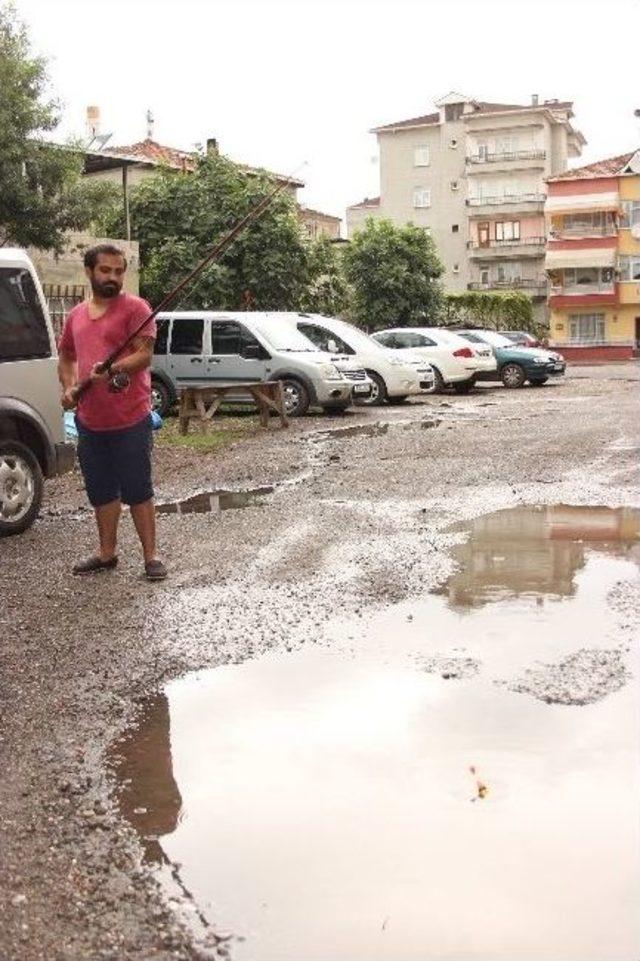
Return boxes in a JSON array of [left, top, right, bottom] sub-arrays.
[[13, 0, 640, 223]]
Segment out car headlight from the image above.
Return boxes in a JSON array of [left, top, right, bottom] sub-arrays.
[[316, 363, 344, 380], [532, 358, 547, 364]]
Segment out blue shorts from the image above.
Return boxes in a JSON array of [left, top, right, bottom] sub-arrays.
[[76, 414, 154, 507]]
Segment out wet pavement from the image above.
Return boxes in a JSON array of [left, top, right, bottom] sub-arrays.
[[111, 505, 640, 961], [2, 363, 640, 961]]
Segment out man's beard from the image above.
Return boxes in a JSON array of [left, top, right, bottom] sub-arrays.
[[91, 278, 122, 298]]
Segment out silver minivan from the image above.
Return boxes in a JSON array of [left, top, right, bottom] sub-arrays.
[[0, 249, 74, 535], [151, 311, 371, 417]]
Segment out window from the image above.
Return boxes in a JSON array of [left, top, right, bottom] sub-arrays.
[[299, 323, 354, 355], [480, 269, 490, 285], [397, 332, 437, 348], [444, 103, 464, 122], [414, 145, 430, 167], [210, 321, 265, 356], [618, 255, 640, 281], [563, 267, 612, 288], [170, 317, 204, 355], [496, 135, 518, 155], [413, 188, 431, 208], [621, 200, 640, 229], [568, 313, 605, 343], [452, 224, 459, 233], [495, 220, 520, 242], [496, 262, 522, 283], [477, 142, 489, 160], [154, 317, 169, 355], [0, 267, 51, 362]]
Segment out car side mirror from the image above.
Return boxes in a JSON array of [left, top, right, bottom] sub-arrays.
[[242, 343, 262, 360]]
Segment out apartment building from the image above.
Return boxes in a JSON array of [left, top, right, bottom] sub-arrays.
[[347, 92, 584, 321], [545, 150, 640, 361]]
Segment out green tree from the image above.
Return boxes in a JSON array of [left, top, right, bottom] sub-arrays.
[[342, 218, 444, 330], [300, 235, 350, 316], [103, 152, 309, 310], [0, 3, 115, 250], [442, 290, 535, 331]]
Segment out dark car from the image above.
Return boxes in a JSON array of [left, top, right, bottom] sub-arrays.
[[458, 330, 566, 388], [498, 330, 542, 348]]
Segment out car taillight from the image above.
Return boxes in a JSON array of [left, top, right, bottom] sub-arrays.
[[453, 347, 474, 358]]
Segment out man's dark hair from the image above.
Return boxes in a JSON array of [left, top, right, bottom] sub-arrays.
[[83, 244, 128, 270]]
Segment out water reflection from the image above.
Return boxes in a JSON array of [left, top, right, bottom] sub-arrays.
[[444, 505, 640, 607], [109, 693, 182, 864]]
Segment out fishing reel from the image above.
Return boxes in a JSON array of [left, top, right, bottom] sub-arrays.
[[107, 370, 131, 393]]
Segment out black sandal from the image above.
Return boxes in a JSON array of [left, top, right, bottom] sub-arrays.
[[144, 559, 168, 581], [72, 555, 118, 575]]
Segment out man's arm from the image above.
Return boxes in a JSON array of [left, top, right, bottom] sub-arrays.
[[58, 350, 78, 410], [110, 336, 154, 376]]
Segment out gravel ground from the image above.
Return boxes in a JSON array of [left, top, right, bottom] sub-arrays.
[[1, 364, 639, 961]]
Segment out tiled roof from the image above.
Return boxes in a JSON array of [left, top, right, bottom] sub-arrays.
[[299, 205, 341, 222], [104, 139, 195, 169], [373, 99, 574, 132], [373, 112, 440, 132], [348, 196, 380, 209], [102, 139, 305, 186], [547, 151, 637, 181]]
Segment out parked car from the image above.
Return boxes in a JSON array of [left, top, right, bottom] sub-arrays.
[[0, 249, 75, 535], [456, 330, 566, 387], [372, 327, 496, 393], [497, 330, 542, 348], [287, 314, 434, 405], [151, 312, 371, 417]]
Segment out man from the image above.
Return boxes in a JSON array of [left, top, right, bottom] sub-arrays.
[[58, 244, 167, 581]]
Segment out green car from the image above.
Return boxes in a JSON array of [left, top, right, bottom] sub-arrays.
[[458, 330, 566, 388]]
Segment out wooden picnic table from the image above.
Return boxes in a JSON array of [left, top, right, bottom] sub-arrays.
[[178, 382, 289, 435]]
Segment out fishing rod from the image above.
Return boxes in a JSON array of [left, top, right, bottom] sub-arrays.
[[69, 164, 305, 404]]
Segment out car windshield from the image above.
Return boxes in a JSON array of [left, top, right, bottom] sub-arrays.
[[253, 321, 319, 352]]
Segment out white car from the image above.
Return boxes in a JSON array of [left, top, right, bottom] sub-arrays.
[[372, 327, 497, 393], [288, 314, 434, 406]]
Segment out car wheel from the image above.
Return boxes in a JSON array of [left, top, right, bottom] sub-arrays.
[[429, 367, 446, 394], [151, 378, 172, 417], [356, 371, 387, 406], [0, 440, 44, 537], [386, 395, 409, 406], [453, 378, 475, 395], [529, 378, 548, 387], [501, 363, 526, 389], [278, 378, 310, 417]]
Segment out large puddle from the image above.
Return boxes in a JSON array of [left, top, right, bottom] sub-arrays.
[[110, 506, 640, 961]]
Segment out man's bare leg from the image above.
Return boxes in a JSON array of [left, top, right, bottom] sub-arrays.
[[129, 499, 158, 564], [95, 499, 121, 560]]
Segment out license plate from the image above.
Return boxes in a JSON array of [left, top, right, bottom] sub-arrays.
[[553, 364, 564, 371], [353, 384, 371, 394]]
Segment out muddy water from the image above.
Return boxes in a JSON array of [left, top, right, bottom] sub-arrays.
[[156, 486, 273, 515], [112, 506, 640, 961]]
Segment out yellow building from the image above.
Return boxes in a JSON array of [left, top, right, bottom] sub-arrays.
[[545, 150, 640, 360]]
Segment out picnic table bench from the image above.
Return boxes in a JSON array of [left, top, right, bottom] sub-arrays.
[[178, 382, 289, 435]]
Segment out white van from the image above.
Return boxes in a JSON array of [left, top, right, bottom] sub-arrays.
[[151, 312, 371, 417], [287, 313, 434, 406], [0, 249, 74, 535]]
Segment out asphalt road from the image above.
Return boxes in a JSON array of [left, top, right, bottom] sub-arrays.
[[1, 364, 639, 961]]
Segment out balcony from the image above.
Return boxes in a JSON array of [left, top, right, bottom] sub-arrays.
[[551, 283, 616, 296], [468, 278, 548, 297], [467, 194, 546, 216], [549, 225, 618, 239], [468, 237, 546, 260], [549, 282, 619, 308], [466, 149, 547, 166]]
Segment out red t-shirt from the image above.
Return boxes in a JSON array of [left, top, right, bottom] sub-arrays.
[[59, 293, 156, 431]]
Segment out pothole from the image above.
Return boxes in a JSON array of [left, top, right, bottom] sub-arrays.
[[156, 486, 273, 515]]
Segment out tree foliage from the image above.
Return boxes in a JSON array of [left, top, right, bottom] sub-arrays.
[[102, 153, 309, 310], [299, 235, 351, 316], [0, 3, 115, 250], [342, 218, 444, 330], [442, 290, 535, 331]]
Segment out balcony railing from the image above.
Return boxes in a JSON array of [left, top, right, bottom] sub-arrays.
[[466, 149, 546, 165], [468, 237, 546, 249], [550, 283, 616, 296], [549, 225, 618, 239], [467, 193, 546, 207], [468, 278, 548, 294]]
